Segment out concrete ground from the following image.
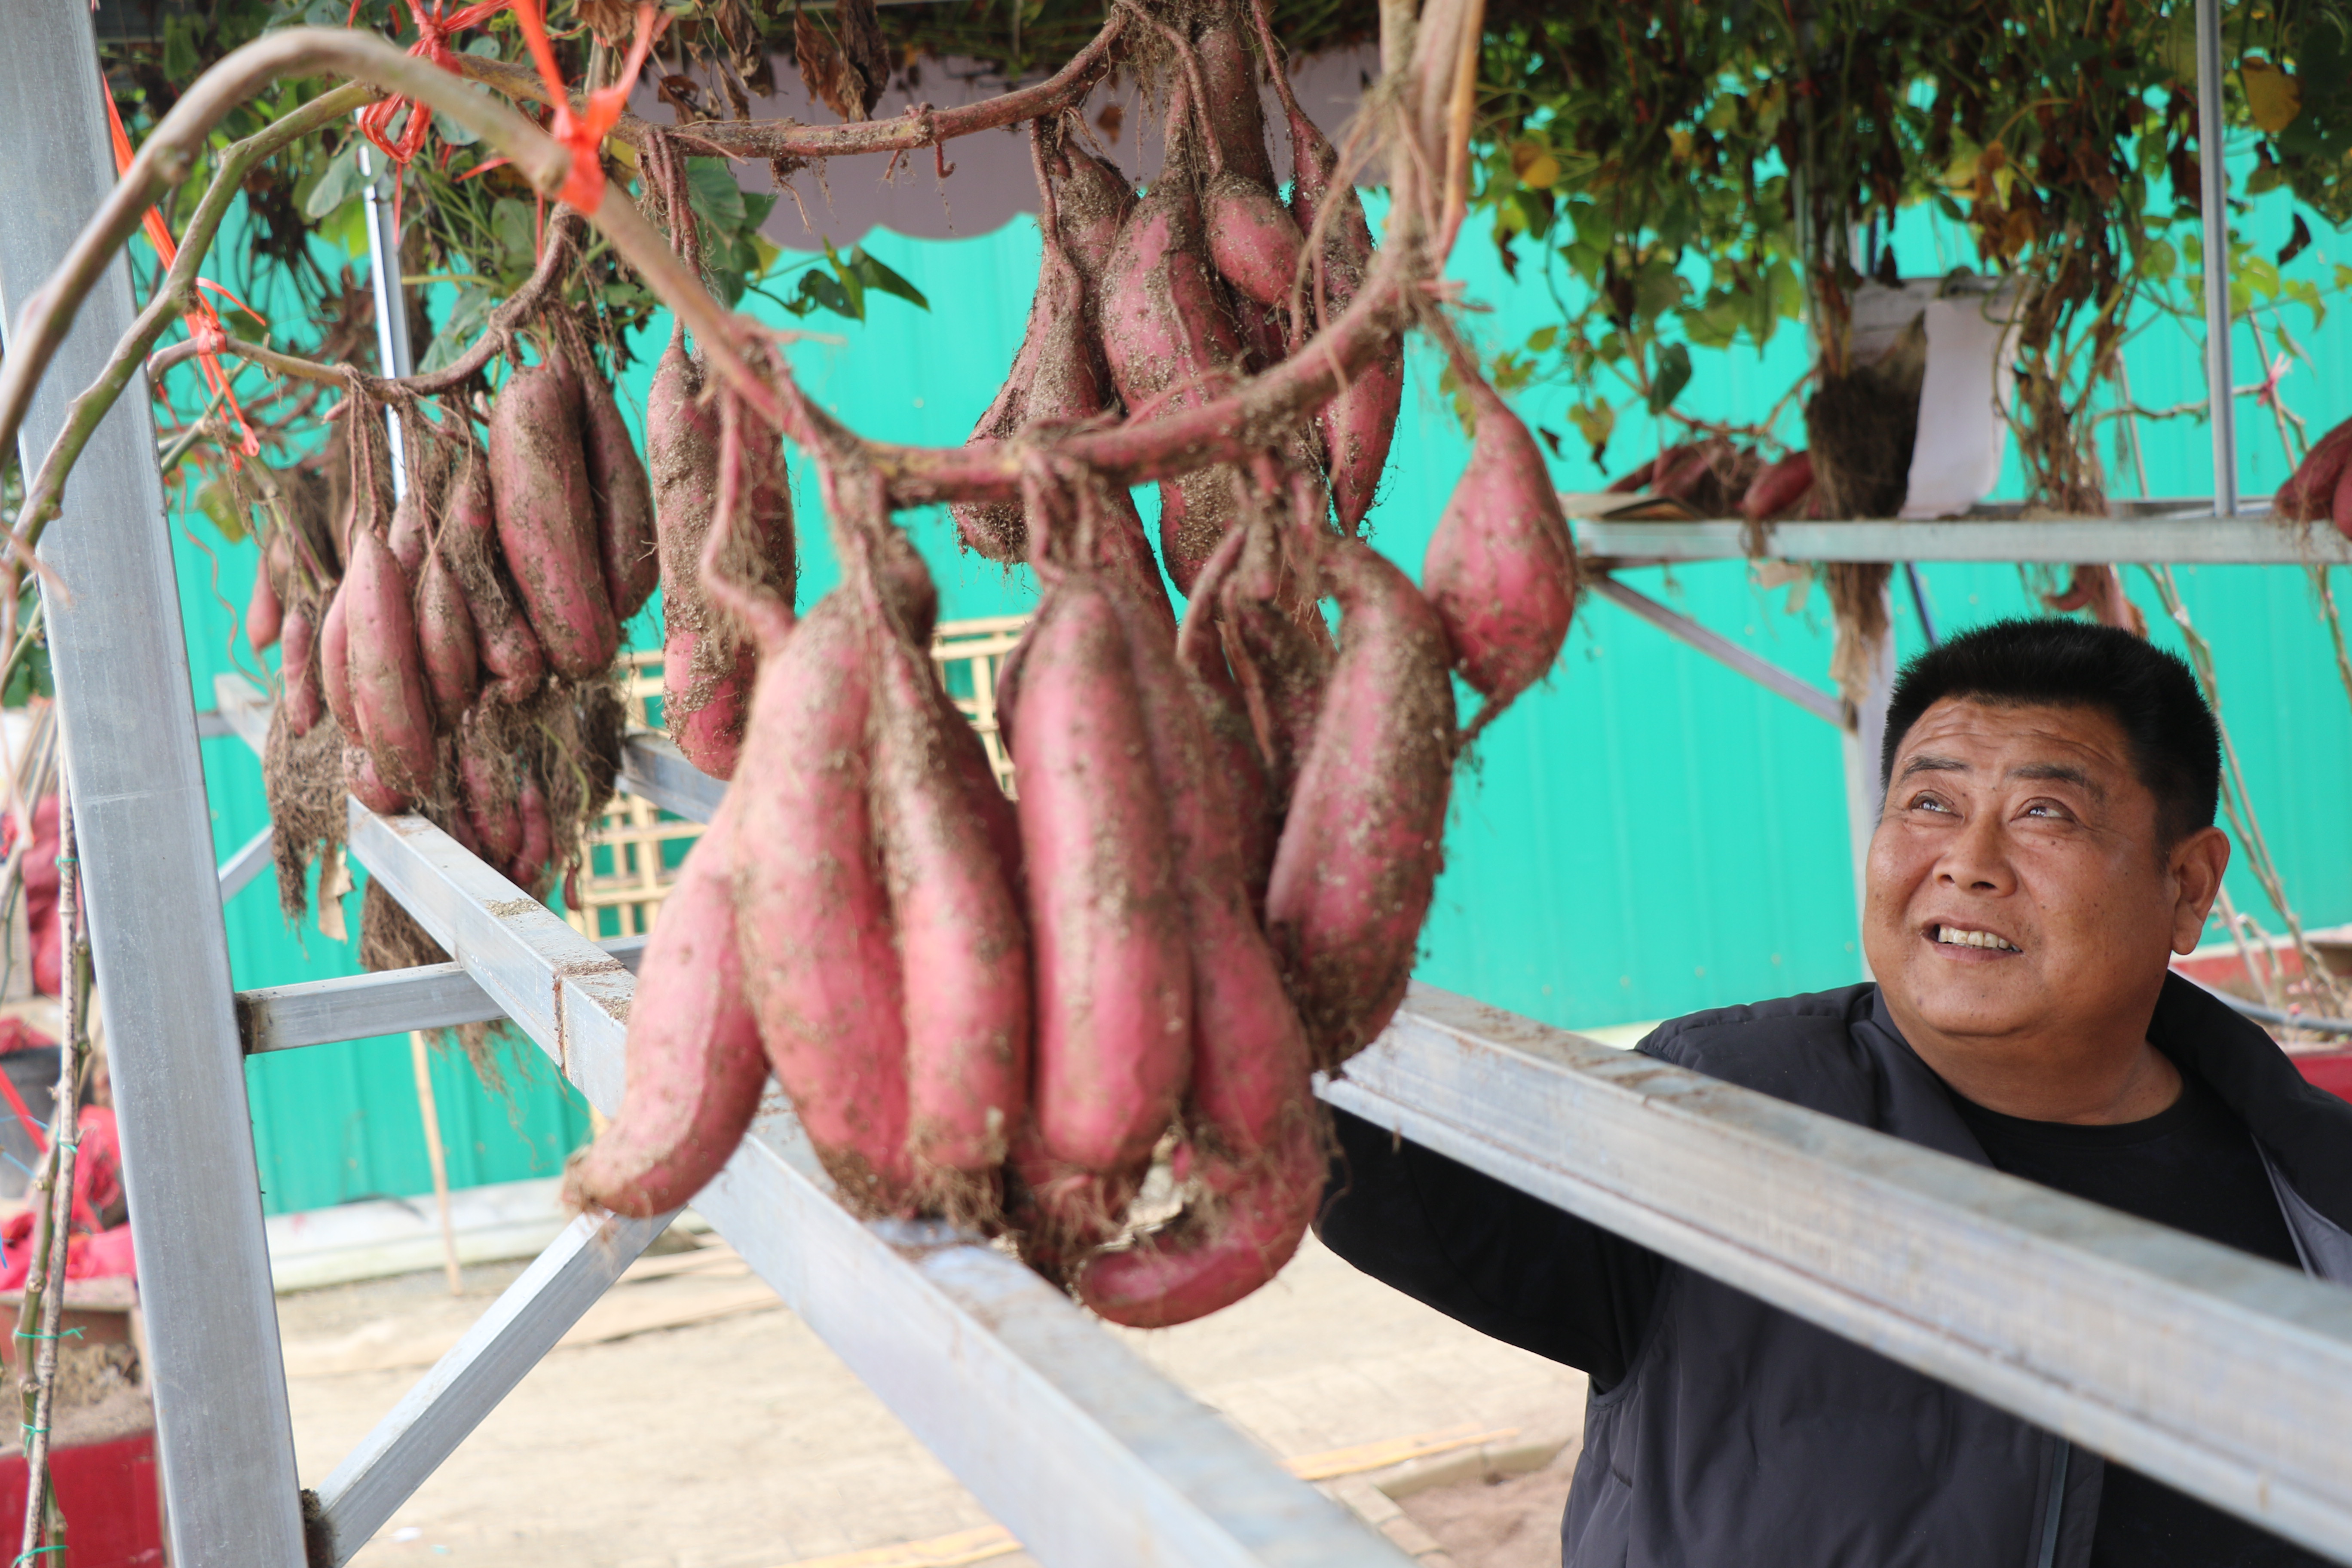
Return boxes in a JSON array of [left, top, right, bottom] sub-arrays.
[[276, 1230, 1586, 1568]]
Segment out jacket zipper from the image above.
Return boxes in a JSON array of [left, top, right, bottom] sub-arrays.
[[2036, 1439, 2071, 1568]]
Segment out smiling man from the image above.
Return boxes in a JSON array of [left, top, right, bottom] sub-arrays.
[[1319, 618, 2352, 1568]]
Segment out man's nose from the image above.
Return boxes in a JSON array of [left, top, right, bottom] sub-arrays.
[[1934, 808, 2015, 893]]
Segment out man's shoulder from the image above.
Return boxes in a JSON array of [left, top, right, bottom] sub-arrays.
[[1635, 984, 1883, 1112]]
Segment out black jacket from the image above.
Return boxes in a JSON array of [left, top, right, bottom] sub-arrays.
[[1318, 974, 2352, 1568]]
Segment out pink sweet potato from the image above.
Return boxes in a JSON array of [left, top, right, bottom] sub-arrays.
[[320, 580, 358, 736], [387, 490, 427, 584], [1078, 569, 1320, 1326], [280, 603, 324, 736], [458, 721, 522, 866], [1011, 576, 1192, 1175], [248, 552, 283, 654], [1205, 172, 1309, 322], [952, 128, 1119, 565], [1179, 527, 1276, 906], [1077, 1112, 1322, 1327], [1218, 518, 1331, 809], [1097, 88, 1249, 593], [2332, 452, 2352, 543], [344, 526, 438, 805], [564, 799, 767, 1217], [869, 553, 1031, 1191], [576, 358, 661, 621], [2278, 417, 2352, 521], [1194, 1, 1278, 192], [345, 743, 406, 817], [1265, 541, 1456, 1068], [488, 361, 619, 681], [729, 591, 913, 1211], [506, 771, 554, 896], [417, 545, 481, 733], [1741, 449, 1816, 524], [1053, 136, 1136, 285], [1422, 375, 1576, 723], [651, 342, 785, 778], [443, 445, 546, 707]]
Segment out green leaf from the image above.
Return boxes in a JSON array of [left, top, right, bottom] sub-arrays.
[[1526, 324, 1559, 353], [847, 246, 930, 309], [196, 479, 250, 545], [304, 139, 366, 221], [1646, 342, 1693, 413], [687, 158, 748, 237], [420, 282, 496, 372], [2139, 238, 2177, 282]]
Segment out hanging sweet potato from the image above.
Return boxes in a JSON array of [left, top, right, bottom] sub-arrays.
[[729, 589, 913, 1212], [564, 799, 766, 1218], [1422, 372, 1576, 728], [1010, 576, 1192, 1176], [1265, 540, 1456, 1069], [487, 359, 618, 682]]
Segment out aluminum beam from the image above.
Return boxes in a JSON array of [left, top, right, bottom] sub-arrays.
[[1576, 514, 2346, 565], [1589, 577, 1843, 725], [0, 16, 306, 1565], [217, 680, 1407, 1568], [309, 1205, 678, 1564], [2195, 0, 2239, 521], [618, 728, 728, 822], [218, 822, 275, 899], [1331, 987, 2352, 1562], [238, 934, 649, 1053]]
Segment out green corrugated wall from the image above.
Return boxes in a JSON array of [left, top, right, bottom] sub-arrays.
[[163, 172, 2352, 1214]]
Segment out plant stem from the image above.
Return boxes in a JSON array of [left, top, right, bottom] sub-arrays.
[[14, 790, 82, 1565]]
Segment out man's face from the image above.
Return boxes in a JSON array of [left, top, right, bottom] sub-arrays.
[[1864, 698, 2225, 1054]]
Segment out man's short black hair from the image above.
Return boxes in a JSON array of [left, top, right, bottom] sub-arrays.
[[1878, 618, 2220, 843]]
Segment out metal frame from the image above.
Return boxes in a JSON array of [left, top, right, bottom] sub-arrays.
[[0, 9, 308, 1563]]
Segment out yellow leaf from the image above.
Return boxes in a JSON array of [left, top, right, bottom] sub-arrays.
[[1510, 141, 1560, 189], [1668, 128, 1694, 162], [1945, 150, 1980, 190], [2242, 58, 2301, 135]]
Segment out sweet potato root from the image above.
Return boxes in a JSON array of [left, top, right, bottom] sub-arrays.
[[1097, 91, 1248, 594], [1265, 540, 1456, 1068], [1011, 576, 1192, 1176], [563, 799, 766, 1217], [248, 551, 284, 653], [1740, 450, 1816, 524], [344, 526, 438, 805], [2278, 417, 2352, 522], [280, 603, 324, 736], [458, 720, 522, 866], [1422, 372, 1576, 725], [417, 545, 481, 733], [729, 591, 913, 1212], [488, 360, 618, 681], [575, 353, 661, 621], [320, 580, 358, 735], [868, 545, 1031, 1197], [442, 444, 546, 707]]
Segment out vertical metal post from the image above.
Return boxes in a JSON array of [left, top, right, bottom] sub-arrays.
[[1841, 580, 1897, 977], [358, 144, 414, 496], [0, 12, 307, 1565], [2196, 0, 2239, 518]]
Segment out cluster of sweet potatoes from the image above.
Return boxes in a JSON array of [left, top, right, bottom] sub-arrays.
[[251, 324, 644, 911], [564, 0, 1579, 1328]]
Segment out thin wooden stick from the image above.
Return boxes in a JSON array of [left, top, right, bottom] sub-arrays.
[[15, 790, 83, 1564], [410, 1032, 463, 1296]]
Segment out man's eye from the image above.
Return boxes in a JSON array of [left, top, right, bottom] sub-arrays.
[[2022, 799, 2068, 819], [1908, 793, 1954, 814]]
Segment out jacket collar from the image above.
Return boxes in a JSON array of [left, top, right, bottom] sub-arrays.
[[1851, 973, 2352, 1235]]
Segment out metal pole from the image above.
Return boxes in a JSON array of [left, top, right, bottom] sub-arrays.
[[2196, 0, 2239, 517], [1841, 578, 1897, 975], [358, 143, 414, 497], [0, 13, 308, 1565]]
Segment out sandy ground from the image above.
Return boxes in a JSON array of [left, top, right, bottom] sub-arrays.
[[276, 1229, 1586, 1568]]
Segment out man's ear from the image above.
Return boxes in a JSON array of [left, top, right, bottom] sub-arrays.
[[2169, 825, 2232, 956]]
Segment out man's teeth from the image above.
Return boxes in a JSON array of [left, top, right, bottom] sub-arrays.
[[1935, 926, 2019, 952]]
